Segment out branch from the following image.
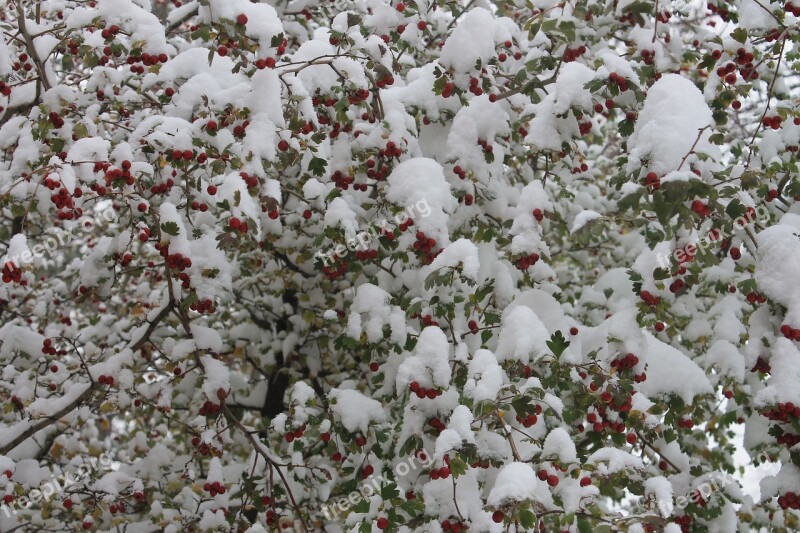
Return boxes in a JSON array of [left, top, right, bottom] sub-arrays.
[[15, 2, 51, 92]]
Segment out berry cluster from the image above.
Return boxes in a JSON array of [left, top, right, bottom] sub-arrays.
[[673, 514, 692, 533], [427, 416, 445, 434], [537, 468, 561, 487], [515, 404, 541, 427], [778, 491, 800, 511], [202, 480, 226, 496], [109, 500, 128, 514], [691, 199, 711, 217], [1, 262, 22, 284], [138, 227, 152, 242], [41, 338, 58, 355], [409, 381, 444, 399], [744, 291, 767, 305], [780, 324, 800, 341], [429, 461, 451, 480], [228, 217, 249, 234], [412, 231, 441, 264], [751, 356, 771, 374], [440, 517, 468, 532], [515, 252, 540, 271], [586, 406, 629, 434], [640, 49, 655, 65], [320, 255, 348, 280], [47, 111, 65, 129], [639, 290, 661, 307], [644, 171, 661, 190], [354, 248, 378, 261], [98, 374, 115, 385], [331, 169, 354, 189], [284, 424, 306, 443], [190, 298, 216, 314], [190, 435, 220, 456], [453, 165, 467, 179], [761, 402, 800, 423], [669, 278, 685, 293], [562, 45, 586, 63]]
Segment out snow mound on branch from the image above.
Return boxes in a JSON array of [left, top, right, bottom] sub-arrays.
[[347, 283, 407, 345], [329, 388, 387, 433], [65, 0, 172, 54], [524, 62, 595, 151], [198, 0, 283, 56], [464, 349, 503, 402], [396, 326, 452, 390], [429, 239, 480, 281], [754, 339, 800, 407], [756, 213, 800, 323], [447, 95, 510, 178], [495, 306, 550, 363], [487, 462, 554, 508], [638, 332, 713, 403], [542, 428, 577, 464], [386, 158, 456, 245], [588, 448, 645, 474], [627, 74, 714, 176], [440, 8, 498, 72]]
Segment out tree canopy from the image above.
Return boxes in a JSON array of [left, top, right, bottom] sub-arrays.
[[1, 0, 800, 532]]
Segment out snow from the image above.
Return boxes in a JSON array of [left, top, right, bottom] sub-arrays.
[[571, 210, 602, 234], [487, 462, 554, 508], [464, 349, 503, 402], [328, 388, 387, 434], [386, 158, 457, 245], [627, 74, 715, 176], [440, 8, 498, 72], [541, 428, 577, 464], [754, 339, 800, 407], [756, 213, 800, 323], [638, 332, 713, 403], [494, 306, 550, 363], [395, 327, 452, 390], [588, 448, 645, 475], [428, 238, 480, 281]]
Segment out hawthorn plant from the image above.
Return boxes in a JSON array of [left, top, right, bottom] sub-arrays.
[[0, 0, 799, 532]]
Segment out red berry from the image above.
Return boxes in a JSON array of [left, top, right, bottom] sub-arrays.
[[547, 474, 559, 487], [580, 476, 592, 487], [236, 14, 248, 25], [417, 20, 427, 30], [396, 2, 405, 11], [278, 140, 289, 152], [626, 433, 637, 444], [377, 517, 389, 529], [492, 510, 504, 523]]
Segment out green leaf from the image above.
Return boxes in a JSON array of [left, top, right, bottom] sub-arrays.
[[546, 331, 570, 358], [380, 481, 399, 500], [309, 156, 327, 177], [731, 27, 748, 43], [518, 508, 536, 529], [160, 222, 180, 236]]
